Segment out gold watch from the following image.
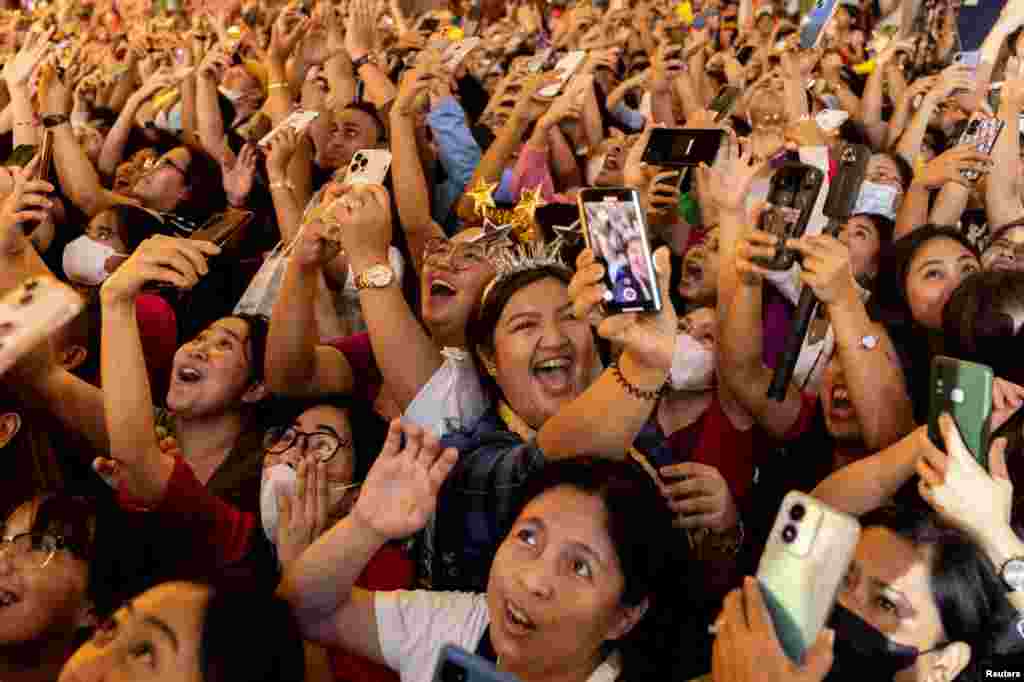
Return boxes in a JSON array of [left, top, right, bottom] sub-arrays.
[[355, 264, 395, 291]]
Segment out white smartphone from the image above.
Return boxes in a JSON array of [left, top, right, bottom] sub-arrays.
[[444, 37, 482, 71], [756, 492, 860, 664], [539, 50, 587, 98], [258, 110, 321, 148], [0, 276, 85, 377], [341, 149, 392, 186]]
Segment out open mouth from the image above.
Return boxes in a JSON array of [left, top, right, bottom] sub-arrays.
[[176, 366, 204, 384], [830, 386, 852, 414], [505, 599, 536, 632], [429, 278, 458, 300], [532, 356, 575, 395], [0, 589, 21, 608]]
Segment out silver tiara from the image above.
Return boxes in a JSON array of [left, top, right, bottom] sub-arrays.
[[482, 237, 570, 305]]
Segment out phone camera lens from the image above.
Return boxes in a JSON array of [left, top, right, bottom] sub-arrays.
[[789, 503, 806, 521], [781, 524, 798, 543]]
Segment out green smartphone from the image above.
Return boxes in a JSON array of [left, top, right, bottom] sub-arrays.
[[928, 356, 993, 468], [6, 144, 37, 168]]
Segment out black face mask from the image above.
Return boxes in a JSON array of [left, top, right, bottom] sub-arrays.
[[824, 604, 942, 682]]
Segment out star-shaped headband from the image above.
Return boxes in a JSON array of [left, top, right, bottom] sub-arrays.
[[465, 180, 549, 245]]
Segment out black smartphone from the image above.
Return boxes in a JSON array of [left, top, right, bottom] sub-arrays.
[[641, 128, 726, 168], [710, 86, 741, 122], [578, 187, 663, 314], [752, 162, 825, 270], [419, 17, 440, 32]]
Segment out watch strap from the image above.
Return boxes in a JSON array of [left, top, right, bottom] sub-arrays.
[[352, 54, 372, 71]]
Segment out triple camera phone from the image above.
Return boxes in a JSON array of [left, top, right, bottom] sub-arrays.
[[753, 162, 825, 270], [578, 187, 662, 314]]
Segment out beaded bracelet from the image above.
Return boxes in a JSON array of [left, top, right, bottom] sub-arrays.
[[610, 359, 665, 402]]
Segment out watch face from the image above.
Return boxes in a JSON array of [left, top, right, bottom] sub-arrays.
[[1004, 558, 1024, 591]]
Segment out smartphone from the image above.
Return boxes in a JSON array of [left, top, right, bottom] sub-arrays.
[[578, 187, 662, 314], [538, 50, 587, 98], [341, 149, 392, 186], [753, 162, 825, 270], [431, 645, 520, 682], [0, 276, 85, 377], [800, 0, 840, 49], [444, 37, 482, 71], [756, 492, 860, 664], [957, 117, 1005, 181], [6, 144, 37, 168], [928, 356, 993, 467], [710, 86, 741, 122], [258, 110, 321, 148], [190, 208, 254, 250], [641, 128, 727, 168]]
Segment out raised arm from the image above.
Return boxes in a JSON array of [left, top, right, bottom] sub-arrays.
[[266, 216, 355, 398], [4, 29, 53, 148], [986, 67, 1024, 229], [278, 420, 457, 661], [195, 46, 235, 166], [97, 236, 220, 504], [345, 0, 396, 108], [98, 70, 181, 177]]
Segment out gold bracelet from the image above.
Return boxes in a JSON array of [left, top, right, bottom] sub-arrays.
[[268, 82, 290, 91], [269, 181, 294, 192]]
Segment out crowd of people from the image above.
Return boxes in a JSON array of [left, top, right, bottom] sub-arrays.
[[2, 0, 1024, 679]]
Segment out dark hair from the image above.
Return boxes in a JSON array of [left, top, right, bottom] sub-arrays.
[[344, 103, 388, 144], [175, 145, 227, 224], [260, 393, 389, 482], [860, 506, 1016, 679], [227, 313, 269, 384], [943, 270, 1024, 386], [109, 204, 178, 253], [873, 151, 914, 192], [466, 266, 575, 403], [511, 458, 702, 679], [851, 212, 896, 248], [199, 583, 306, 682], [870, 225, 979, 330]]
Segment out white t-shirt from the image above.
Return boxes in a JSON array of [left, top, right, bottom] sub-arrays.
[[375, 591, 622, 682]]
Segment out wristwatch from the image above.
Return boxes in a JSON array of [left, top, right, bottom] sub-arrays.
[[355, 264, 395, 291], [1001, 557, 1024, 592]]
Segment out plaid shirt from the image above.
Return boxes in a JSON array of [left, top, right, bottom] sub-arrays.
[[418, 410, 545, 592]]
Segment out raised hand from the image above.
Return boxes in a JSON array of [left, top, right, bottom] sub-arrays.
[[912, 145, 992, 190], [264, 126, 302, 179], [394, 68, 435, 116], [276, 458, 331, 567], [696, 136, 766, 215], [4, 26, 54, 88], [785, 234, 858, 306], [99, 235, 220, 306], [270, 8, 310, 62], [346, 0, 377, 61], [223, 143, 259, 207], [335, 184, 395, 270], [352, 419, 459, 542], [0, 156, 54, 256], [659, 462, 738, 532]]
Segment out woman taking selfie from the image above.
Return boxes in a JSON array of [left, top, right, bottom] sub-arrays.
[[280, 420, 688, 682]]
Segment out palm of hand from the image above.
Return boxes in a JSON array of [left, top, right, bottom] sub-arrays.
[[225, 162, 254, 198], [355, 457, 438, 539]]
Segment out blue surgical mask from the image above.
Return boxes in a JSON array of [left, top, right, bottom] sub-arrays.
[[853, 181, 901, 221]]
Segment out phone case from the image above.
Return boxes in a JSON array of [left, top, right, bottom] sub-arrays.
[[432, 645, 520, 682], [800, 0, 841, 49], [711, 86, 741, 122], [443, 38, 482, 71], [539, 51, 587, 98], [641, 129, 728, 168], [258, 110, 321, 148], [190, 208, 254, 252], [928, 356, 993, 467], [823, 144, 871, 221], [753, 163, 825, 270], [0, 277, 85, 377], [757, 492, 860, 664], [578, 188, 662, 314], [342, 150, 393, 187], [958, 117, 1005, 181]]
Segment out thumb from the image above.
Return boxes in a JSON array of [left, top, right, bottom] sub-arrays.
[[801, 628, 835, 680], [653, 246, 672, 301], [989, 437, 1010, 482]]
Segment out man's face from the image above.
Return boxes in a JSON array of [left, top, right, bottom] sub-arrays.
[[314, 109, 382, 171]]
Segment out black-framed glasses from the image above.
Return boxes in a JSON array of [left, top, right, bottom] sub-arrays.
[[264, 427, 350, 463], [0, 533, 71, 570], [423, 238, 488, 271], [144, 157, 188, 180]]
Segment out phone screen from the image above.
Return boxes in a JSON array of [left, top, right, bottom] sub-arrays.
[[643, 129, 724, 167], [580, 190, 661, 313], [958, 118, 1005, 180]]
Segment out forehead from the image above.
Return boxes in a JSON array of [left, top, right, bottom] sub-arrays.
[[335, 109, 374, 130], [846, 215, 878, 233], [453, 228, 484, 244], [89, 210, 120, 230], [868, 154, 898, 175], [855, 527, 935, 603], [912, 237, 974, 266], [164, 147, 191, 167], [3, 500, 37, 536], [501, 277, 569, 320], [205, 317, 250, 342], [295, 405, 352, 435]]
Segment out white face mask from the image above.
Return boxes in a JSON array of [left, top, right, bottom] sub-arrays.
[[218, 86, 245, 103], [853, 181, 901, 221], [62, 235, 124, 286], [669, 332, 716, 392], [260, 463, 360, 544]]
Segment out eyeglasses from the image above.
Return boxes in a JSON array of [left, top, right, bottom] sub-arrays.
[[0, 533, 70, 570], [144, 157, 188, 180], [423, 238, 488, 271], [264, 426, 350, 463]]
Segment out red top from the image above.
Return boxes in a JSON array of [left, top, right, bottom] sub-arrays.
[[135, 294, 178, 401]]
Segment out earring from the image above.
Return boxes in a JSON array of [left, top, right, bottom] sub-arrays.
[[481, 358, 497, 377]]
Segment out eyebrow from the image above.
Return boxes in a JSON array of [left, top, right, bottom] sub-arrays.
[[124, 603, 179, 653], [505, 311, 540, 327], [522, 517, 608, 569], [215, 327, 246, 345], [315, 424, 341, 438], [916, 259, 946, 273]]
